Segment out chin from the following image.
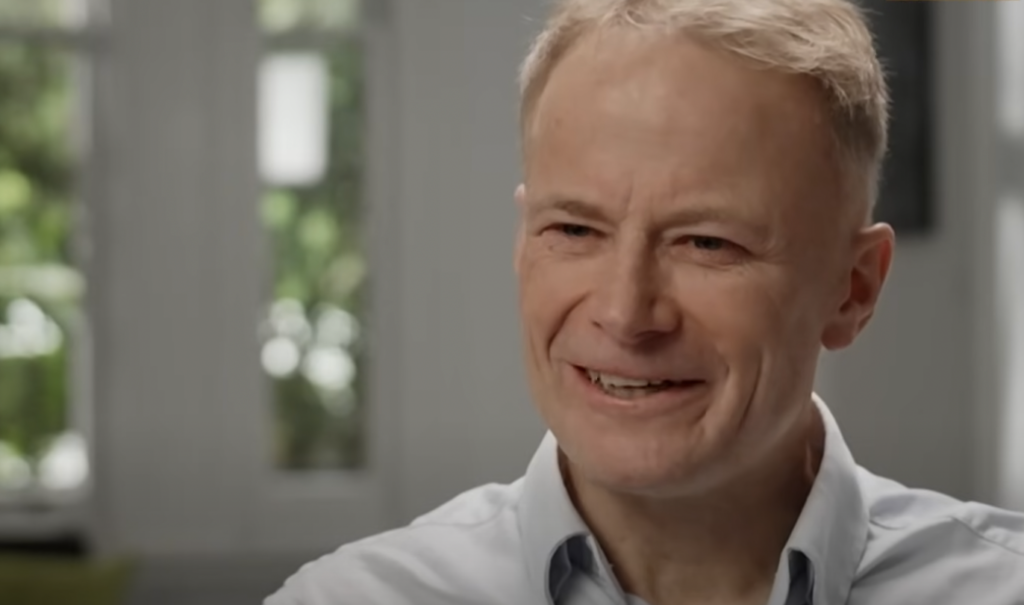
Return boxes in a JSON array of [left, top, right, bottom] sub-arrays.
[[554, 411, 722, 498]]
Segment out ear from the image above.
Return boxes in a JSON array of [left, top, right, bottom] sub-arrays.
[[514, 184, 527, 275], [820, 223, 895, 350]]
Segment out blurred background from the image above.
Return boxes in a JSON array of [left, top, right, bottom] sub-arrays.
[[0, 0, 1020, 603]]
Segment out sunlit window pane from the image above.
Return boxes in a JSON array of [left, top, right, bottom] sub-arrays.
[[259, 42, 366, 471], [0, 44, 88, 494], [260, 0, 360, 33], [260, 53, 329, 187]]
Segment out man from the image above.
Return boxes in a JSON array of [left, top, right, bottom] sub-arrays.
[[268, 0, 1024, 603]]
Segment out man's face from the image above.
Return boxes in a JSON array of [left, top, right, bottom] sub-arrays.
[[515, 28, 892, 496]]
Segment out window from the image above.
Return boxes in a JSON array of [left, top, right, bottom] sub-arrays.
[[0, 0, 99, 511], [259, 0, 367, 471]]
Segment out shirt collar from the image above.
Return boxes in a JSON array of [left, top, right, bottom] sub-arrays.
[[518, 430, 591, 604], [786, 393, 869, 605], [517, 393, 868, 605]]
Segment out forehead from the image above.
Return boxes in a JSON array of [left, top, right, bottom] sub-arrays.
[[523, 27, 843, 220]]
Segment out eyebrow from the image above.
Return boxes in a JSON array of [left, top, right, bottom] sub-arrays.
[[532, 195, 763, 230], [530, 198, 610, 223]]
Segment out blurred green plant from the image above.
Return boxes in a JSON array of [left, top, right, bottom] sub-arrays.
[[0, 43, 78, 478]]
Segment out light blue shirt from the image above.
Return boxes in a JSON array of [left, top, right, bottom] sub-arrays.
[[266, 396, 1024, 605]]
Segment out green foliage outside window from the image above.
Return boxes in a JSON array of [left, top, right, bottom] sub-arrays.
[[261, 45, 368, 471], [0, 44, 79, 482]]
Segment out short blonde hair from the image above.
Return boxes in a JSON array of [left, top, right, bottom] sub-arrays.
[[519, 0, 890, 210]]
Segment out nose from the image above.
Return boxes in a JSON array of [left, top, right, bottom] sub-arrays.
[[590, 240, 680, 345]]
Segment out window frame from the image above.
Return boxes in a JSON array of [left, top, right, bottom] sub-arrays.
[[237, 12, 405, 553]]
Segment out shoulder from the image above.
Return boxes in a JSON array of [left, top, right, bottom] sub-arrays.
[[264, 480, 530, 605], [852, 468, 1024, 604]]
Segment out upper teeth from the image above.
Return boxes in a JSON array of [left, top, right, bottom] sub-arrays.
[[588, 370, 672, 388]]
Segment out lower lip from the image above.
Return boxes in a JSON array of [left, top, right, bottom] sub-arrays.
[[570, 365, 709, 419]]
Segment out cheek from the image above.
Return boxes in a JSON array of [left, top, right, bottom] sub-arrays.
[[518, 261, 556, 337], [517, 255, 591, 420], [518, 256, 584, 384], [518, 250, 594, 333], [693, 268, 826, 394], [678, 270, 785, 348], [676, 266, 824, 393]]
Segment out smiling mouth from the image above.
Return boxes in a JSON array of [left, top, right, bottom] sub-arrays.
[[579, 366, 705, 400]]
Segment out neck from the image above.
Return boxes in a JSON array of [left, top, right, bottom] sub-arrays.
[[565, 403, 824, 605]]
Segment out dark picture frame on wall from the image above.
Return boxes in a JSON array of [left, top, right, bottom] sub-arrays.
[[861, 0, 934, 234]]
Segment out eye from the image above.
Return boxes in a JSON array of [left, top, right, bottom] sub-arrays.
[[553, 223, 596, 238], [689, 236, 727, 251], [675, 235, 746, 264]]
